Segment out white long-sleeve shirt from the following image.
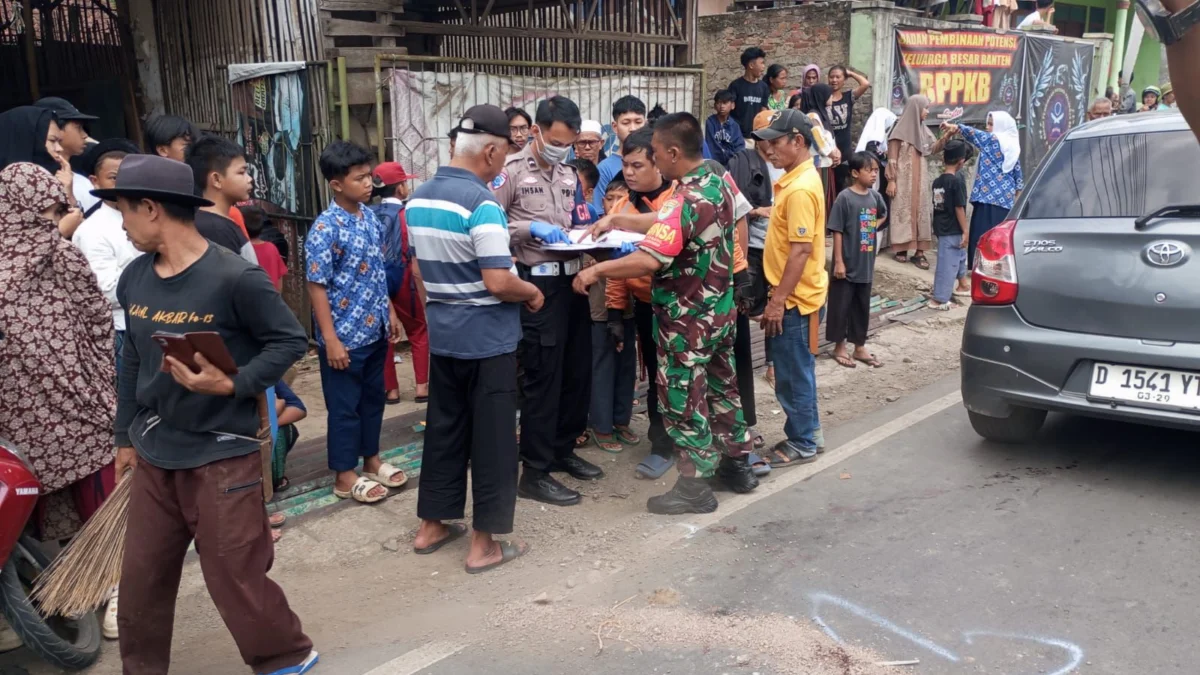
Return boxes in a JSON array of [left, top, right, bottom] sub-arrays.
[[72, 203, 143, 331]]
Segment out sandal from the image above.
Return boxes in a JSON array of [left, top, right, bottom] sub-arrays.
[[269, 512, 287, 528], [893, 252, 909, 263], [414, 523, 469, 555], [334, 476, 388, 504], [465, 540, 530, 575], [363, 462, 408, 488], [911, 253, 930, 270], [575, 433, 590, 448], [765, 441, 818, 468], [747, 452, 772, 477], [927, 300, 952, 311], [749, 427, 765, 450], [591, 430, 623, 453], [614, 425, 641, 446], [854, 353, 883, 368], [385, 390, 402, 405], [764, 367, 776, 391], [833, 353, 856, 368], [636, 453, 675, 480]]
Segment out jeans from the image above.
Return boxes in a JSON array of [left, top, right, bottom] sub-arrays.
[[933, 235, 968, 303], [588, 320, 637, 434], [767, 307, 822, 455], [318, 338, 388, 472]]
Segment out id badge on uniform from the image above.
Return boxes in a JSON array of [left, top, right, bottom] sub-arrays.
[[531, 262, 560, 277]]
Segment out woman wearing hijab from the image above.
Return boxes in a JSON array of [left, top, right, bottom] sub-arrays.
[[801, 64, 821, 91], [856, 108, 898, 200], [799, 83, 842, 205], [0, 106, 84, 239], [942, 111, 1023, 267], [885, 95, 938, 269], [0, 162, 118, 539]]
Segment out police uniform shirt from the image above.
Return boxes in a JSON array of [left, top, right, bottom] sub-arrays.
[[490, 144, 589, 266]]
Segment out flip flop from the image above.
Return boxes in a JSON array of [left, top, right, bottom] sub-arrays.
[[636, 453, 674, 480], [269, 512, 287, 528], [911, 254, 930, 270], [334, 476, 388, 503], [575, 433, 590, 448], [415, 395, 429, 404], [614, 426, 641, 445], [591, 430, 623, 453], [385, 391, 402, 405], [765, 441, 818, 468], [833, 353, 856, 368], [854, 353, 883, 368], [747, 452, 772, 477], [749, 427, 765, 450], [465, 540, 529, 575], [263, 651, 319, 675], [364, 462, 408, 488], [414, 523, 469, 555]]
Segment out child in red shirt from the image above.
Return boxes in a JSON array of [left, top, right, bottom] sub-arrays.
[[243, 206, 288, 290]]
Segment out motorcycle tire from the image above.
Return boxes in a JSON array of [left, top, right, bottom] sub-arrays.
[[0, 536, 102, 671]]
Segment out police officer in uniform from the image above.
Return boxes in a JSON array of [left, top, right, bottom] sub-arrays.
[[492, 96, 603, 506]]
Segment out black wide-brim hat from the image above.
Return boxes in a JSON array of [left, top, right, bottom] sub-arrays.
[[91, 154, 213, 207]]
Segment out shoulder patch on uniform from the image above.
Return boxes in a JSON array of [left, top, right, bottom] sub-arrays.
[[491, 172, 507, 190], [658, 197, 682, 220]]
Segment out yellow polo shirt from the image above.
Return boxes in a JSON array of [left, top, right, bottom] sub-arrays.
[[763, 159, 828, 314]]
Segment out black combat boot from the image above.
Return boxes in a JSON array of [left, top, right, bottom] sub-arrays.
[[714, 455, 759, 494], [647, 476, 719, 515]]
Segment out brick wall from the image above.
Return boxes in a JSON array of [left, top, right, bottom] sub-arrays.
[[698, 4, 853, 106]]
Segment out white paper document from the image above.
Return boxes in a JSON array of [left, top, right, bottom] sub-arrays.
[[542, 229, 645, 252]]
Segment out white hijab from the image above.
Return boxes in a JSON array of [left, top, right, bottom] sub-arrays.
[[856, 108, 897, 153], [989, 111, 1021, 173]]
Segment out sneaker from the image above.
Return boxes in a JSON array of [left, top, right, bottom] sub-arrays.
[[263, 650, 320, 675], [103, 591, 119, 640], [647, 476, 719, 515]]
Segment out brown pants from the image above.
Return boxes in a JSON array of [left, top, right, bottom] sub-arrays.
[[118, 452, 312, 675]]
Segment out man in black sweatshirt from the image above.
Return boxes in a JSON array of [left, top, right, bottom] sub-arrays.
[[96, 155, 318, 675]]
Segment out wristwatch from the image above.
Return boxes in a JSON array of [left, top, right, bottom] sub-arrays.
[[1135, 0, 1200, 45]]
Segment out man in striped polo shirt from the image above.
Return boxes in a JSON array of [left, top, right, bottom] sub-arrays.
[[408, 105, 544, 573]]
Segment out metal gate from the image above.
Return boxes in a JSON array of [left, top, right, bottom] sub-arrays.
[[373, 55, 706, 182]]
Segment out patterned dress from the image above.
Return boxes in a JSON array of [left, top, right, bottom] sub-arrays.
[[638, 164, 752, 479]]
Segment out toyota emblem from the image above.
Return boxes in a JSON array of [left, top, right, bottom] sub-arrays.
[[1143, 241, 1190, 267]]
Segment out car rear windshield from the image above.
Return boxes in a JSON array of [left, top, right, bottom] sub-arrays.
[[1021, 130, 1200, 219]]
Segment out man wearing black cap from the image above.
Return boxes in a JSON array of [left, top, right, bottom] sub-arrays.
[[100, 155, 317, 674], [34, 96, 101, 212], [492, 95, 605, 506], [408, 104, 542, 572]]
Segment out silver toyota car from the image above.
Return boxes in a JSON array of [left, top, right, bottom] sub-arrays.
[[961, 110, 1200, 442]]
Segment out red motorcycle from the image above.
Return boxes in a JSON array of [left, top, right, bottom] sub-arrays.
[[0, 438, 101, 670]]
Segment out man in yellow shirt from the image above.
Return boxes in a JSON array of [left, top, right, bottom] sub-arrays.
[[751, 109, 829, 467]]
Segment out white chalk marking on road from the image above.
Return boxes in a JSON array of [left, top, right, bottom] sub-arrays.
[[810, 592, 961, 663], [361, 641, 468, 675], [669, 391, 962, 540], [964, 631, 1084, 675]]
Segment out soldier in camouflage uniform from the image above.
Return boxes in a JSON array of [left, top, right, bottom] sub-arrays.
[[573, 112, 758, 514]]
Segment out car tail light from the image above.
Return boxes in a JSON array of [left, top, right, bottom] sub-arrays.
[[972, 219, 1018, 305]]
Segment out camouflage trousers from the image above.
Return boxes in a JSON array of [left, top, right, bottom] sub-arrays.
[[656, 336, 753, 479]]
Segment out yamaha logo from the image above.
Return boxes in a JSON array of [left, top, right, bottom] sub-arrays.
[[1143, 241, 1190, 267]]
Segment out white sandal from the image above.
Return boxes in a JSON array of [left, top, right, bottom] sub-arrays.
[[363, 462, 408, 488], [334, 476, 388, 503]]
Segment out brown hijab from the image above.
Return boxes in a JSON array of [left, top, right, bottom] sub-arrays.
[[0, 163, 115, 493], [888, 95, 935, 156]]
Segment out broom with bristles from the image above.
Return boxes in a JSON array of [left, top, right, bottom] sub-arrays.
[[31, 474, 133, 617]]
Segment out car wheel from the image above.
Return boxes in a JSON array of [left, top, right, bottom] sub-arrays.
[[967, 407, 1047, 443]]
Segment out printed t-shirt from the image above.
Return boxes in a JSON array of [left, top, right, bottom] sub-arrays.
[[932, 172, 968, 237], [827, 188, 887, 283]]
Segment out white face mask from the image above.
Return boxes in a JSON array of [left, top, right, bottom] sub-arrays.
[[536, 131, 571, 165]]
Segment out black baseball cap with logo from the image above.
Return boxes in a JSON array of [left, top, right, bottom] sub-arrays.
[[453, 105, 514, 143], [750, 109, 813, 142]]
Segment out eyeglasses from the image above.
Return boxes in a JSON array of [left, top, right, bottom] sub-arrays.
[[510, 125, 530, 135], [576, 140, 602, 148]]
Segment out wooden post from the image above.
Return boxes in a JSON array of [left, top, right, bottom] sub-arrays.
[[22, 0, 39, 100]]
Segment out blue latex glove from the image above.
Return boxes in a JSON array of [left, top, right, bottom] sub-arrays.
[[530, 221, 570, 245], [612, 241, 637, 259]]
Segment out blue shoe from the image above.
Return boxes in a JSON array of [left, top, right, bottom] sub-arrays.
[[262, 651, 318, 675], [636, 453, 675, 480], [746, 452, 772, 477]]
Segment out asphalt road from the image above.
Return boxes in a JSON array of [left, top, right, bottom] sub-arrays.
[[8, 374, 1200, 674], [351, 375, 1200, 674]]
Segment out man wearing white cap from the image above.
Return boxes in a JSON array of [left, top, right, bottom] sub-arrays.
[[574, 120, 606, 164]]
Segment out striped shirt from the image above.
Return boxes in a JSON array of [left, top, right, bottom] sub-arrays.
[[407, 166, 520, 359]]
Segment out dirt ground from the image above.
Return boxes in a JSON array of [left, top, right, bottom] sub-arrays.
[[62, 256, 965, 675]]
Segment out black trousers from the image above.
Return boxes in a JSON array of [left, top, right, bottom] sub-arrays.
[[826, 278, 872, 346], [518, 272, 592, 473], [734, 311, 757, 427], [633, 299, 660, 428], [418, 352, 519, 534]]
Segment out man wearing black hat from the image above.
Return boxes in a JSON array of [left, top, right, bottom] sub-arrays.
[[408, 105, 542, 572], [491, 95, 605, 506], [101, 155, 317, 674], [34, 96, 101, 212]]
